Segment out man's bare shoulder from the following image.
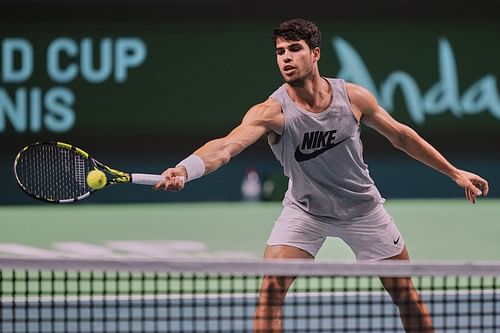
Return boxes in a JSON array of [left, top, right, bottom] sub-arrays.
[[345, 82, 378, 116], [244, 98, 284, 135], [251, 97, 282, 115], [245, 98, 282, 124]]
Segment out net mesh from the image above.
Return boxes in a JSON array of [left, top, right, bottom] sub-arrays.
[[1, 258, 499, 333]]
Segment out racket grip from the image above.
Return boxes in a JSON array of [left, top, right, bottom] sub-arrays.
[[130, 173, 163, 185]]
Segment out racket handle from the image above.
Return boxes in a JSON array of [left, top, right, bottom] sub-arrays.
[[130, 173, 163, 185]]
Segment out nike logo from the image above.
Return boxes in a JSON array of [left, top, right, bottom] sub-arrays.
[[294, 137, 349, 162], [393, 236, 400, 245]]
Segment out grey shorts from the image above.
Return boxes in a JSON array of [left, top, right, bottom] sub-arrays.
[[267, 204, 404, 261]]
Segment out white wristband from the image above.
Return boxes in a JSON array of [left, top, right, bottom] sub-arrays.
[[176, 154, 205, 182]]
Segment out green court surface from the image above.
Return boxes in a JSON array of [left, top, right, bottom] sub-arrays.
[[0, 199, 499, 261]]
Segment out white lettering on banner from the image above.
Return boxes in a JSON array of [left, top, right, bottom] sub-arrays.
[[332, 37, 500, 124], [47, 37, 147, 83], [0, 87, 75, 132], [1, 38, 33, 83], [0, 37, 147, 133]]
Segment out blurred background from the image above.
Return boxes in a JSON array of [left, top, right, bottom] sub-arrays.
[[0, 0, 499, 260]]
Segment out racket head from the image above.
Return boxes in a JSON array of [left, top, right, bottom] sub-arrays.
[[14, 142, 96, 203]]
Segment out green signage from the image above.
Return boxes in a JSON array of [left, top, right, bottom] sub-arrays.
[[0, 21, 498, 150]]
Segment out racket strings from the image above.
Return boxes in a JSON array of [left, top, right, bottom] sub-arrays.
[[15, 144, 93, 201]]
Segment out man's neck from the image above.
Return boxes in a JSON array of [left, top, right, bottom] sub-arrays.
[[286, 75, 332, 113]]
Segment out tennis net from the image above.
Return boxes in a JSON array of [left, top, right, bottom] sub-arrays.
[[0, 258, 499, 332]]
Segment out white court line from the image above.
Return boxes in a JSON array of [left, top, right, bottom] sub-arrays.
[[1, 289, 499, 304]]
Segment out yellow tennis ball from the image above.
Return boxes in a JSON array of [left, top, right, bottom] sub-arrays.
[[86, 169, 107, 189]]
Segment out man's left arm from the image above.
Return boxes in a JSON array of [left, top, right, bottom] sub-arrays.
[[348, 83, 489, 204]]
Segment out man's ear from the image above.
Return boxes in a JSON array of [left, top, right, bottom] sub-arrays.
[[312, 47, 321, 62]]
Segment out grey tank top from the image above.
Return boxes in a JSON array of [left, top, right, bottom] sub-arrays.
[[269, 78, 383, 220]]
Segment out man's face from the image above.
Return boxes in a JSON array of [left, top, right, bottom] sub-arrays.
[[275, 37, 318, 87]]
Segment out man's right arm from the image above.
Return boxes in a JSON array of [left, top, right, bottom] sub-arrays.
[[154, 98, 282, 191]]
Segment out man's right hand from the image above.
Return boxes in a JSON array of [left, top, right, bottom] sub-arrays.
[[154, 166, 187, 191]]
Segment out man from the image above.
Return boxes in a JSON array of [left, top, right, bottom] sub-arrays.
[[155, 19, 489, 333]]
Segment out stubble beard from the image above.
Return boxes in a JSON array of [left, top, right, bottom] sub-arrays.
[[283, 68, 314, 88], [286, 77, 305, 87]]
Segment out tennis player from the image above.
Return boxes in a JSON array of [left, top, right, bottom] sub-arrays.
[[155, 19, 489, 333]]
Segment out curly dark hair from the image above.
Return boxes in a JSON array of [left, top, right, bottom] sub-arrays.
[[272, 19, 321, 49]]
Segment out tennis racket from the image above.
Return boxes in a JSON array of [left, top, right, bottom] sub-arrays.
[[14, 141, 166, 203]]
